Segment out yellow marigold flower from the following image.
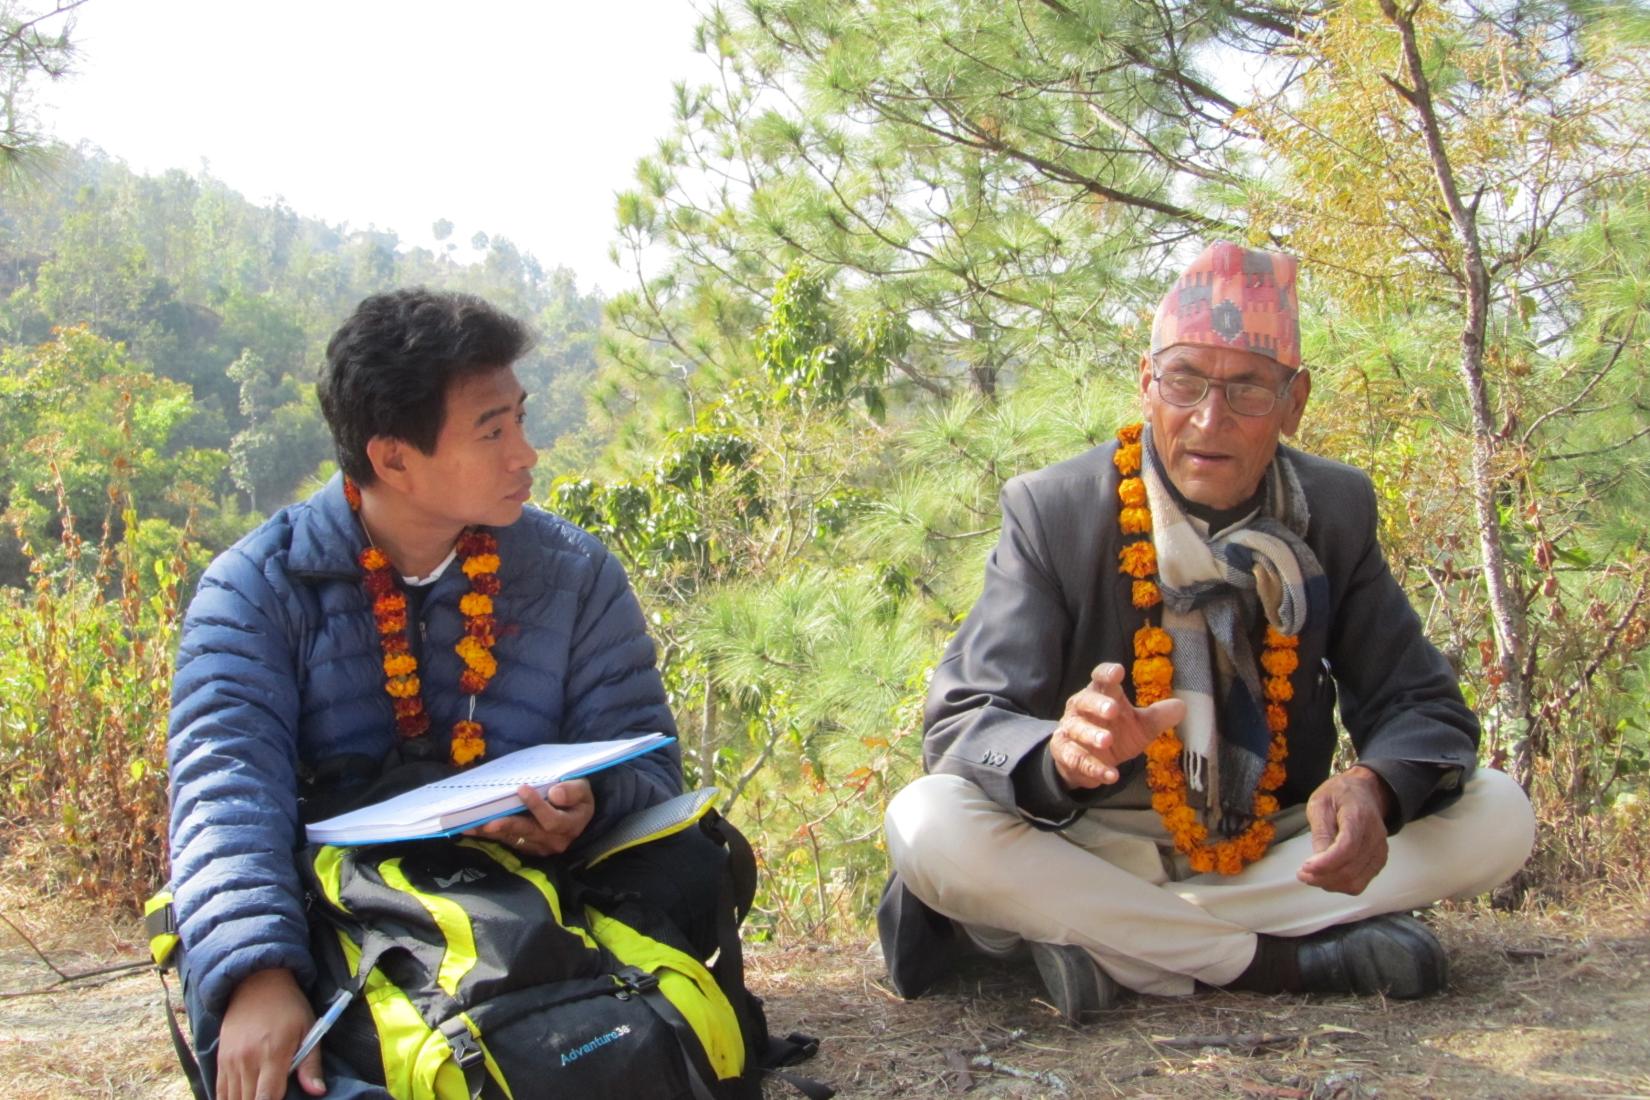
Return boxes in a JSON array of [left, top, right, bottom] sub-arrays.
[[1260, 648, 1299, 678], [459, 592, 494, 617], [385, 674, 421, 699], [1112, 442, 1142, 476], [450, 731, 486, 767], [383, 653, 417, 679], [462, 553, 502, 578], [1132, 580, 1162, 609], [455, 636, 499, 679], [1266, 703, 1289, 733], [1117, 477, 1147, 508], [1264, 626, 1299, 649], [1133, 626, 1173, 658], [1264, 676, 1294, 703], [1119, 540, 1157, 579], [361, 547, 390, 571], [1117, 423, 1143, 446], [1119, 507, 1152, 535]]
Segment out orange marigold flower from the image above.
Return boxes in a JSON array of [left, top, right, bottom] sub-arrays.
[[1253, 793, 1280, 817], [1119, 540, 1158, 579], [462, 553, 502, 579], [1117, 477, 1147, 508], [1164, 805, 1201, 836], [378, 613, 407, 636], [1260, 647, 1299, 678], [459, 669, 490, 694], [1264, 676, 1294, 703], [1187, 849, 1216, 874], [375, 592, 408, 615], [383, 653, 417, 679], [1267, 738, 1289, 764], [385, 674, 421, 699], [1132, 580, 1162, 609], [1144, 734, 1181, 765], [360, 547, 391, 571], [1264, 626, 1299, 649], [459, 592, 494, 617], [1151, 791, 1181, 815], [1113, 442, 1142, 476], [450, 731, 486, 767], [383, 633, 410, 655], [1215, 845, 1244, 877], [1117, 423, 1143, 446], [343, 477, 362, 510], [1266, 703, 1289, 733], [1133, 655, 1173, 690], [1119, 506, 1152, 535], [453, 720, 483, 739], [1262, 762, 1288, 789], [1133, 626, 1173, 658], [471, 573, 501, 596]]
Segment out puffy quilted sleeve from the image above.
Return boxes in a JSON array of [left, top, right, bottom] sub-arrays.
[[560, 545, 682, 845], [167, 542, 314, 1019]]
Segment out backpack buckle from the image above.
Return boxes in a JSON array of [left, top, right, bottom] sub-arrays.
[[440, 1019, 486, 1071], [614, 966, 660, 998]]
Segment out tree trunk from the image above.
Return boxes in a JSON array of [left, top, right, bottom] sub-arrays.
[[1380, 0, 1536, 788]]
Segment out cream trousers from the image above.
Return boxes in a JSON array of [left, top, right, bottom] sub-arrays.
[[884, 769, 1534, 996]]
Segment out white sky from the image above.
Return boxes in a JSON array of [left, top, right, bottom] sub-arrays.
[[38, 0, 709, 294]]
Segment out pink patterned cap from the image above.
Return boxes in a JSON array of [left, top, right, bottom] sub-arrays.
[[1150, 241, 1300, 369]]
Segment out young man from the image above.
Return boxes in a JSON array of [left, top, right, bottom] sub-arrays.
[[168, 289, 712, 1099], [880, 242, 1534, 1019]]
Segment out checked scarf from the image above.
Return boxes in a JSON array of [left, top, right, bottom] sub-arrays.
[[1139, 425, 1327, 834]]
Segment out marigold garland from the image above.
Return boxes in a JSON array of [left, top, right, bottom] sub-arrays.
[[346, 478, 501, 767], [1114, 424, 1297, 875]]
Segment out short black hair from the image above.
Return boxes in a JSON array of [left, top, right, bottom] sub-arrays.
[[318, 288, 533, 485]]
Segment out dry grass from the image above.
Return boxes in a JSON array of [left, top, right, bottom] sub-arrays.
[[3, 876, 1646, 1100]]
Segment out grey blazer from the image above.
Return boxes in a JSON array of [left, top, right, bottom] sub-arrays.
[[923, 440, 1478, 829]]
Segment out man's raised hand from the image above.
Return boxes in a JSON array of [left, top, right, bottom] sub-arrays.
[[1050, 663, 1186, 790]]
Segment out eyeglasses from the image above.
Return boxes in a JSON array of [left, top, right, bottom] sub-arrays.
[[1152, 369, 1297, 418]]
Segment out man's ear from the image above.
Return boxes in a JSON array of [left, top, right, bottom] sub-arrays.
[[1280, 368, 1312, 437], [1138, 353, 1154, 404], [365, 436, 411, 490]]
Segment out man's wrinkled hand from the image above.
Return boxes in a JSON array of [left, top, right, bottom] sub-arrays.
[[471, 777, 595, 858], [1297, 765, 1394, 895], [217, 967, 326, 1100], [1050, 663, 1186, 790]]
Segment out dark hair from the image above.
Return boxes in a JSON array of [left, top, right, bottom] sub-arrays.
[[317, 288, 533, 484]]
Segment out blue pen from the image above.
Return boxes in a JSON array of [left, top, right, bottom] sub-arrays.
[[289, 989, 354, 1074]]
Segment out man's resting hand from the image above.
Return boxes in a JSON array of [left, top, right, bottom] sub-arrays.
[[470, 778, 595, 858], [217, 967, 326, 1100], [1051, 663, 1187, 790], [1298, 765, 1395, 895]]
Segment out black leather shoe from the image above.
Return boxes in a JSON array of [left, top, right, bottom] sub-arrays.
[[1030, 941, 1116, 1021], [1293, 914, 1448, 999], [876, 874, 959, 999]]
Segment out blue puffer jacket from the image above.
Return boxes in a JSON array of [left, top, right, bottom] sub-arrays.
[[166, 475, 681, 1019]]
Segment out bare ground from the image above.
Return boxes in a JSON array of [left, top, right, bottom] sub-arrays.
[[2, 884, 1646, 1099]]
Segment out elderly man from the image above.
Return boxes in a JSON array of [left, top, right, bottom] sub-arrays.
[[879, 242, 1534, 1019]]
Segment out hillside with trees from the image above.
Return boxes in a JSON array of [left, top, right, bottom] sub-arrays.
[[1, 0, 1646, 938]]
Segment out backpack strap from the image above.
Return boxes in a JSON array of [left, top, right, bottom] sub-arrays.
[[615, 967, 724, 1100]]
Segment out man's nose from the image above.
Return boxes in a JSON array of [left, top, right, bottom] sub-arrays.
[[513, 434, 538, 470], [1188, 383, 1229, 427]]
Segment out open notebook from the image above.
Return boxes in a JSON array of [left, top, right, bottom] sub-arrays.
[[305, 733, 673, 846]]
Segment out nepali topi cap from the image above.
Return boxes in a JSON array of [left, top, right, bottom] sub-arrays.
[[1150, 241, 1301, 369]]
